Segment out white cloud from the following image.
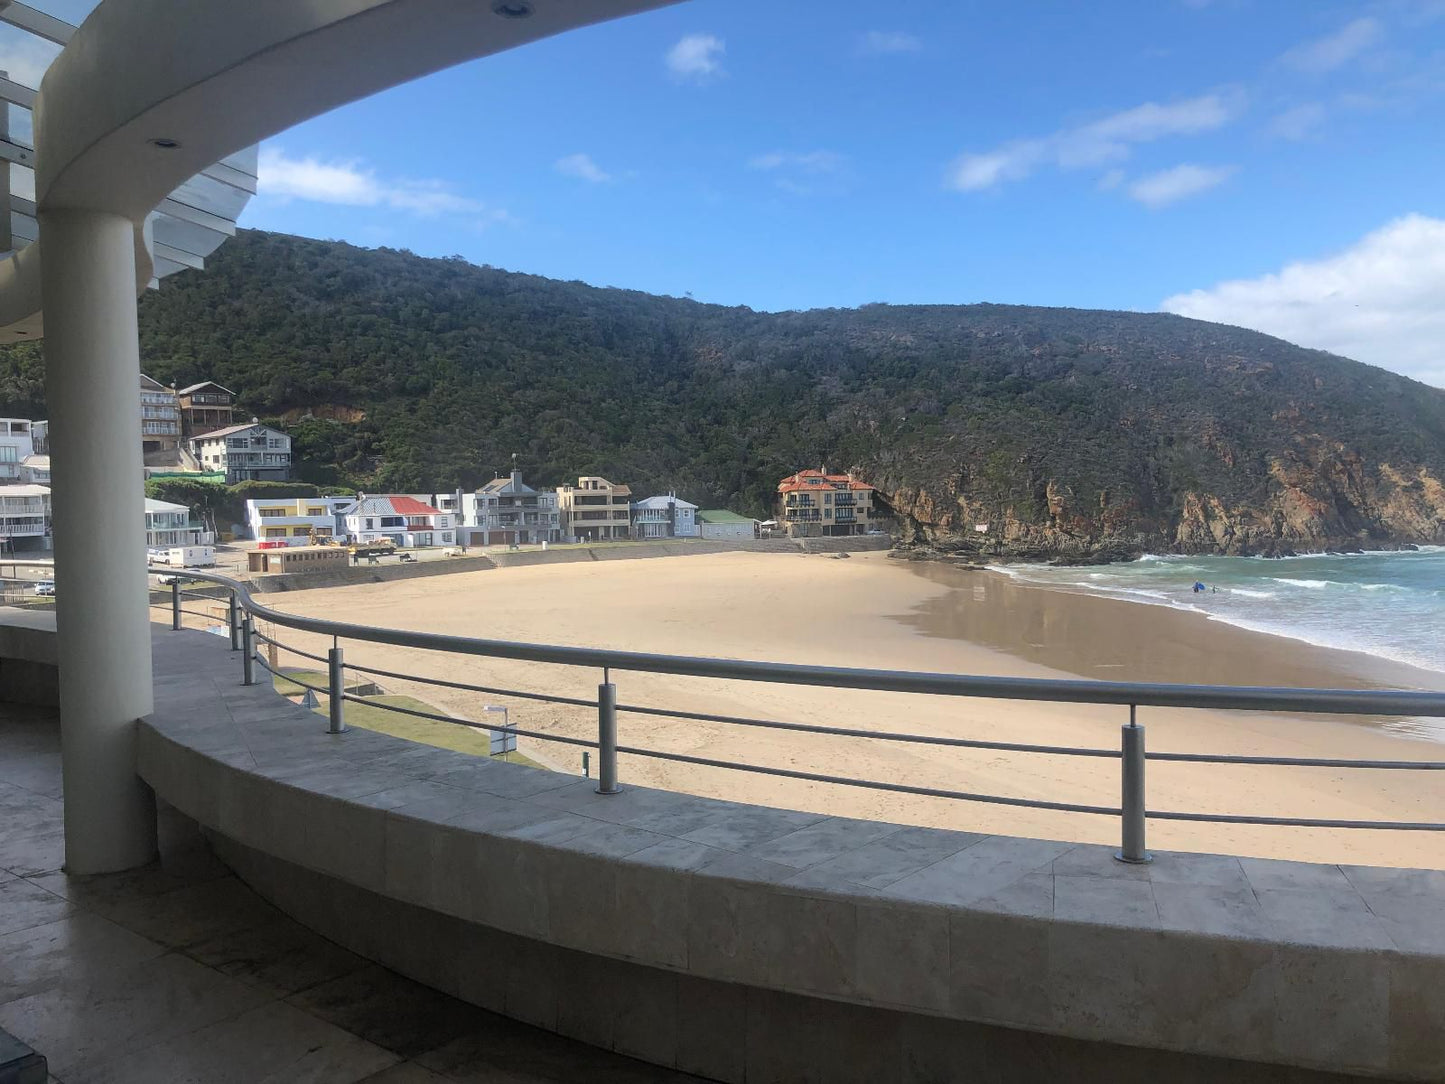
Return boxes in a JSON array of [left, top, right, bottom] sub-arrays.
[[748, 150, 846, 173], [859, 31, 922, 55], [948, 92, 1240, 192], [1266, 102, 1327, 140], [555, 153, 613, 183], [1161, 214, 1445, 386], [1127, 163, 1236, 207], [1097, 168, 1126, 191], [666, 34, 725, 82], [1280, 17, 1383, 73], [257, 147, 507, 224]]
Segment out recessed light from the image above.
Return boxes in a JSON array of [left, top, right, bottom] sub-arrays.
[[149, 138, 180, 149], [491, 1, 533, 17]]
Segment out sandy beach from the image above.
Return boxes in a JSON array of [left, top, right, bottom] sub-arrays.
[[254, 550, 1445, 868]]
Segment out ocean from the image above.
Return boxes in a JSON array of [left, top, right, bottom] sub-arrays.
[[989, 546, 1445, 677]]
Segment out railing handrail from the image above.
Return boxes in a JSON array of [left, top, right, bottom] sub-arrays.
[[157, 565, 1445, 718]]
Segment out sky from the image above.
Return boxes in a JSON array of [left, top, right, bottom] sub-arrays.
[[7, 1, 1445, 386]]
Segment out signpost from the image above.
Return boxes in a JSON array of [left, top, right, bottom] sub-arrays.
[[484, 705, 514, 759]]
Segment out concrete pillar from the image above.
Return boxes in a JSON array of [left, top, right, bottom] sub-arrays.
[[40, 208, 157, 874]]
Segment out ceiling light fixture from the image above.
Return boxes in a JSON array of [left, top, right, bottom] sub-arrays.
[[149, 138, 180, 149], [491, 1, 533, 17]]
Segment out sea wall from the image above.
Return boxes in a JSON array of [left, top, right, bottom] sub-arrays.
[[247, 555, 497, 593]]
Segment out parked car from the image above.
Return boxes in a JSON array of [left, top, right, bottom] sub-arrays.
[[153, 573, 182, 585], [33, 580, 55, 596]]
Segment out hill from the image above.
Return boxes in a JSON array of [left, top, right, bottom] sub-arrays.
[[2, 228, 1444, 559]]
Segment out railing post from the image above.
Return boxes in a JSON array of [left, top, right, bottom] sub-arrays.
[[327, 645, 347, 734], [228, 591, 241, 651], [241, 614, 256, 687], [596, 677, 619, 795], [170, 579, 181, 630], [1116, 704, 1151, 864]]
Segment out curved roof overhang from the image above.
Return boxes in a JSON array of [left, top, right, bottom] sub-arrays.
[[0, 0, 679, 342]]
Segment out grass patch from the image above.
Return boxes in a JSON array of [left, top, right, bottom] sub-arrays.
[[274, 674, 547, 770], [272, 670, 329, 697]]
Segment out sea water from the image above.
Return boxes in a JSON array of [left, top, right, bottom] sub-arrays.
[[989, 546, 1445, 676]]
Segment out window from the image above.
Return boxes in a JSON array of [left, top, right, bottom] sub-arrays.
[[0, 446, 16, 464], [265, 528, 287, 538], [306, 507, 325, 516], [258, 508, 287, 517]]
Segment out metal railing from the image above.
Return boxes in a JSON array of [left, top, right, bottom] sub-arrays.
[[138, 565, 1445, 863]]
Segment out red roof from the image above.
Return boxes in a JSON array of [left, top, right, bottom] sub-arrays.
[[387, 496, 443, 515], [778, 470, 873, 494]]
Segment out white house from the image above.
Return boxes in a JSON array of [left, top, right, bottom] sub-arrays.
[[20, 455, 49, 485], [631, 494, 699, 539], [0, 419, 36, 484], [697, 509, 759, 541], [0, 484, 51, 552], [342, 495, 454, 548], [144, 498, 207, 548], [435, 470, 561, 546], [189, 421, 291, 483], [246, 495, 353, 546]]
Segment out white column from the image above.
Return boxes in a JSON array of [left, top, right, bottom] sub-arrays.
[[40, 208, 157, 874]]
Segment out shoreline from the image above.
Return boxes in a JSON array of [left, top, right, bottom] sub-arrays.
[[902, 562, 1445, 701], [256, 549, 1445, 867]]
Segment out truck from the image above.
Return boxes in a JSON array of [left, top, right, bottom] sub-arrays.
[[152, 545, 216, 568], [347, 538, 397, 560]]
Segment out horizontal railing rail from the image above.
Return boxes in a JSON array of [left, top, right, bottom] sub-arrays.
[[141, 564, 1445, 860]]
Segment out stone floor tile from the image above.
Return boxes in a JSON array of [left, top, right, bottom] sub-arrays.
[[0, 913, 164, 1004], [182, 916, 370, 997], [1239, 857, 1352, 893], [1254, 887, 1395, 951], [0, 951, 272, 1077], [61, 998, 399, 1084], [63, 874, 279, 950], [1051, 843, 1152, 882], [356, 1064, 451, 1084], [1145, 850, 1250, 890], [0, 830, 66, 878], [416, 1016, 702, 1083], [285, 965, 487, 1060], [0, 879, 72, 937]]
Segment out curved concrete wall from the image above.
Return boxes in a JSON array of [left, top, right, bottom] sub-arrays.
[[7, 619, 1441, 1081]]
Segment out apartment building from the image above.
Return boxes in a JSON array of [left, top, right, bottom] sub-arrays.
[[189, 421, 291, 483], [342, 495, 454, 548], [178, 381, 236, 438], [246, 496, 352, 546], [438, 470, 561, 546], [631, 494, 699, 539], [0, 484, 51, 552], [0, 419, 35, 484], [144, 498, 206, 548], [556, 476, 632, 542], [140, 374, 183, 454], [777, 469, 883, 537]]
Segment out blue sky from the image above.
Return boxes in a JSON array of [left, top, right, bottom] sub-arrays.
[[34, 1, 1445, 382]]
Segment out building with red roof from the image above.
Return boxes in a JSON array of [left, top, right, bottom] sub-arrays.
[[341, 494, 457, 548], [776, 468, 886, 538]]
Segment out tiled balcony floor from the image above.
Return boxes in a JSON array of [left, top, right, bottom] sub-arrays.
[[0, 705, 704, 1083]]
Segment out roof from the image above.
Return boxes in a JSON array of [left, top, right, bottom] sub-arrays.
[[697, 509, 757, 523], [178, 381, 235, 396], [346, 495, 444, 517], [479, 475, 537, 496], [777, 469, 874, 494], [633, 495, 698, 511], [21, 455, 48, 467], [191, 422, 281, 442], [0, 484, 49, 497], [144, 498, 190, 514]]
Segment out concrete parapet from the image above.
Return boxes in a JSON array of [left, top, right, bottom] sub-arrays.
[[23, 623, 1439, 1082], [0, 608, 58, 705]]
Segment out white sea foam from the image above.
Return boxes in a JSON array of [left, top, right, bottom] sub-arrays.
[[1271, 578, 1331, 589], [1229, 588, 1277, 599]]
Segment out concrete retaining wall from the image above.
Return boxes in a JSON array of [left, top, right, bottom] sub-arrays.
[[247, 555, 497, 593], [0, 608, 57, 706], [127, 626, 1445, 1084]]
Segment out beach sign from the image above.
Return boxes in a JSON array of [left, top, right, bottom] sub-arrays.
[[484, 705, 515, 756], [975, 523, 989, 533]]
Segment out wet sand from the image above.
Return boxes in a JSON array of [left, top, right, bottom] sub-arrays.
[[256, 550, 1445, 868]]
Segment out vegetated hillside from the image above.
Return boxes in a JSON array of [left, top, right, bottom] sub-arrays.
[[4, 228, 1445, 559]]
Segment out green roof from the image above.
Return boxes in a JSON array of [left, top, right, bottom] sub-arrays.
[[697, 509, 756, 523]]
